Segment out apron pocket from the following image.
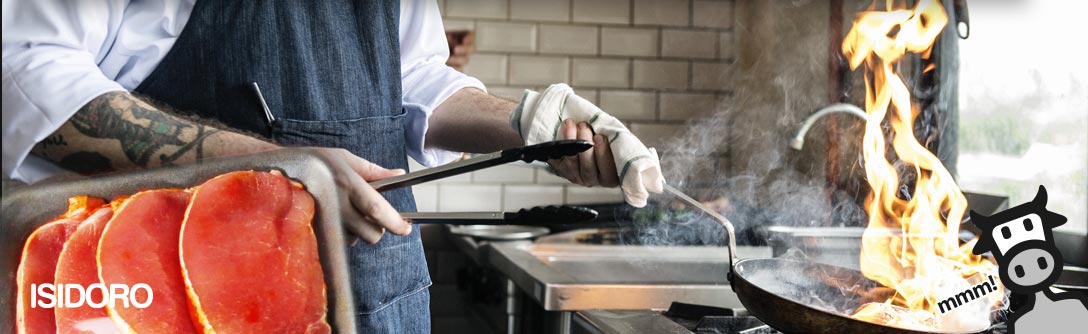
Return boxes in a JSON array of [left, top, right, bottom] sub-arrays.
[[272, 108, 408, 148], [350, 234, 431, 315]]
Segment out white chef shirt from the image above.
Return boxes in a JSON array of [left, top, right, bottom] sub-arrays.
[[2, 0, 480, 183]]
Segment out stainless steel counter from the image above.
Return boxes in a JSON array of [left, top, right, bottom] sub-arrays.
[[488, 237, 772, 311]]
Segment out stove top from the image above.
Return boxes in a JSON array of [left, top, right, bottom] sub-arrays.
[[574, 302, 1010, 334]]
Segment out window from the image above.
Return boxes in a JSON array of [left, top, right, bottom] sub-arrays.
[[957, 1, 1087, 235]]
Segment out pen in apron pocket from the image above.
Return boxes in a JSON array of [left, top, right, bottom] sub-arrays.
[[250, 82, 277, 135]]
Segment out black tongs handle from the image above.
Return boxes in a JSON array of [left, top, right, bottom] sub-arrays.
[[402, 205, 599, 226], [504, 205, 599, 226], [370, 140, 592, 192]]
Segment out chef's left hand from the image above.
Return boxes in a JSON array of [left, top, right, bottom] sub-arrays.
[[548, 119, 621, 187]]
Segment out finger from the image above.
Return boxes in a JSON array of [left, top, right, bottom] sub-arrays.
[[463, 33, 476, 51], [576, 122, 599, 186], [594, 134, 621, 187], [560, 120, 583, 185], [343, 206, 384, 244], [346, 177, 412, 237], [338, 150, 405, 181]]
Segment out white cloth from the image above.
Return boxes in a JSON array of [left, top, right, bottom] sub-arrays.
[[513, 84, 664, 207], [2, 0, 477, 183]]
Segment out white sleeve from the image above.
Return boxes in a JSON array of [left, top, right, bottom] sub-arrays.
[[2, 0, 128, 180], [399, 0, 487, 167]]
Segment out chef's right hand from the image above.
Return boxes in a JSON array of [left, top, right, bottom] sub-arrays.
[[310, 147, 411, 245]]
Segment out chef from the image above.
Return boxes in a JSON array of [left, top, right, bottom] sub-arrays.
[[2, 0, 663, 332]]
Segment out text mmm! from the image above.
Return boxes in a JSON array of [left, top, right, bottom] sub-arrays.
[[31, 283, 153, 309], [938, 275, 999, 314]]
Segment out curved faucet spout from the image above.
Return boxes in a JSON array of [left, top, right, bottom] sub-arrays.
[[790, 103, 868, 150]]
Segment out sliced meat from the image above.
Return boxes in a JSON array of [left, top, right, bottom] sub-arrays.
[[181, 171, 329, 334], [97, 189, 197, 333], [16, 196, 105, 334], [54, 205, 115, 334]]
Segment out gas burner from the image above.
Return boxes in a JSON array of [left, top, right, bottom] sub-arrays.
[[663, 302, 780, 334]]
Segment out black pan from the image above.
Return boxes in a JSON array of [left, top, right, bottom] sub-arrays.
[[662, 184, 990, 334]]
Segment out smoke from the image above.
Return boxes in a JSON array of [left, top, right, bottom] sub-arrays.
[[617, 1, 870, 248]]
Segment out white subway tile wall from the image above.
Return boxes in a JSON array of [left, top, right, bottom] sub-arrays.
[[509, 55, 570, 85], [510, 0, 571, 22], [461, 53, 508, 85], [438, 185, 503, 211], [633, 0, 691, 26], [410, 0, 736, 211], [599, 90, 657, 120], [601, 27, 659, 57], [572, 0, 631, 24], [571, 58, 630, 88], [539, 25, 599, 55], [475, 22, 538, 52], [632, 60, 688, 89], [661, 29, 718, 59], [693, 0, 734, 29], [659, 92, 717, 120], [445, 0, 508, 20]]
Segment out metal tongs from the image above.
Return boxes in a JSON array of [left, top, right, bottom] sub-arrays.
[[373, 140, 600, 226], [370, 140, 593, 191]]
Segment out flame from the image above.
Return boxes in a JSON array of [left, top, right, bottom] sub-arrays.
[[842, 0, 1001, 330]]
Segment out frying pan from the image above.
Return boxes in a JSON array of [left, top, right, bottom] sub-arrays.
[[662, 184, 990, 334]]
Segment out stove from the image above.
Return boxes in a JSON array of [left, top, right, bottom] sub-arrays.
[[573, 302, 1010, 334]]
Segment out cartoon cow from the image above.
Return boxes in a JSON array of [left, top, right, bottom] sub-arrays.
[[970, 185, 1088, 333]]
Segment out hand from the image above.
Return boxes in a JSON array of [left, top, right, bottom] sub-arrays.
[[548, 119, 621, 187], [309, 147, 411, 245], [445, 31, 475, 71]]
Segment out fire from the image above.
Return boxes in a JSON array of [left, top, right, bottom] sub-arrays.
[[842, 0, 1001, 330]]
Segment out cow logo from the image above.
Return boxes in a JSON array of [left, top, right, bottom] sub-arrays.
[[970, 185, 1088, 333]]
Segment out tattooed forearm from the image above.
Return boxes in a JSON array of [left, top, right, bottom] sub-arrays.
[[69, 93, 210, 166], [39, 135, 68, 147], [30, 91, 277, 174]]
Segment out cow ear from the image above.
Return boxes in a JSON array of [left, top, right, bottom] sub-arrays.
[[969, 210, 995, 255], [1033, 185, 1048, 205], [969, 210, 989, 228], [1044, 209, 1068, 228], [972, 235, 994, 255]]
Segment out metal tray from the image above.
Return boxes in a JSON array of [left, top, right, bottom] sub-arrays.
[[448, 225, 549, 241], [0, 148, 356, 334]]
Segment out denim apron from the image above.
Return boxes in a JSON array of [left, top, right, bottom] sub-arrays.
[[133, 1, 431, 332]]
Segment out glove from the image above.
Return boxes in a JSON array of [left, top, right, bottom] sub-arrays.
[[510, 83, 664, 207]]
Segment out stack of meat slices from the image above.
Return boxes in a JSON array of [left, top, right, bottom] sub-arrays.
[[15, 171, 331, 334]]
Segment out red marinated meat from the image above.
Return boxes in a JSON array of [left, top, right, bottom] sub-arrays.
[[180, 171, 330, 334], [54, 205, 115, 333], [16, 197, 106, 334], [97, 189, 198, 333]]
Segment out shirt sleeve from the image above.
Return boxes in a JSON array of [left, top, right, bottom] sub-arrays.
[[2, 0, 128, 181], [399, 0, 487, 167]]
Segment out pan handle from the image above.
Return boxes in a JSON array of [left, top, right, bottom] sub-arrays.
[[661, 183, 739, 281]]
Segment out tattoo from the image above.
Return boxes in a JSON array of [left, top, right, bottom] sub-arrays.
[[58, 152, 112, 174], [68, 92, 216, 167], [40, 135, 68, 147], [159, 127, 220, 164]]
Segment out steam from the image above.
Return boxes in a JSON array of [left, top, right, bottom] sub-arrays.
[[618, 24, 868, 248]]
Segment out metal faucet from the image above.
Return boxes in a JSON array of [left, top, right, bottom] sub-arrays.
[[789, 103, 868, 150]]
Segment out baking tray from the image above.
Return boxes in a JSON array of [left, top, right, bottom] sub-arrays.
[[0, 148, 356, 333]]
